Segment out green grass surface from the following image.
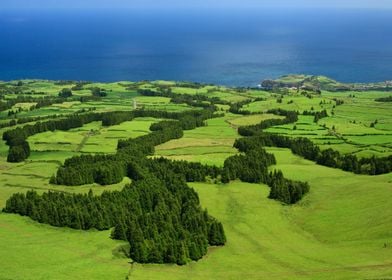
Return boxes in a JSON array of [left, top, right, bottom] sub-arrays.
[[0, 214, 130, 280], [243, 95, 335, 113], [0, 80, 391, 279], [227, 113, 283, 126], [28, 118, 159, 157], [155, 116, 239, 166], [129, 150, 392, 280]]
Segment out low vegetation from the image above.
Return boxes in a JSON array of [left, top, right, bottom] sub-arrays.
[[0, 77, 391, 279]]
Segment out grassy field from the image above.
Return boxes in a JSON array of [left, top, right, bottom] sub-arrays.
[[0, 80, 391, 279], [128, 146, 392, 279], [257, 92, 392, 157], [1, 152, 391, 279], [0, 214, 130, 280], [28, 118, 160, 161], [155, 116, 239, 166]]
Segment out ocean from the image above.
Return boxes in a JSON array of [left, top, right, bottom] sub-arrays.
[[0, 8, 391, 86]]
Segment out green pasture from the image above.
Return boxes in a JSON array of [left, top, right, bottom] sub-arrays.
[[227, 113, 284, 127], [0, 80, 392, 279], [27, 118, 159, 158], [2, 151, 391, 279], [243, 95, 335, 113], [156, 116, 239, 166], [0, 214, 130, 280]]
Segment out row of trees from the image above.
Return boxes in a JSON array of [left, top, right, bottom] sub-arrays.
[[0, 93, 99, 119], [0, 108, 95, 130], [303, 109, 329, 123], [90, 87, 107, 97], [59, 87, 107, 100], [137, 88, 228, 109], [228, 98, 268, 115], [0, 95, 68, 112], [234, 134, 392, 175], [238, 109, 299, 136], [375, 96, 392, 102]]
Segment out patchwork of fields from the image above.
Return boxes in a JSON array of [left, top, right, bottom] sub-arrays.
[[0, 80, 391, 279]]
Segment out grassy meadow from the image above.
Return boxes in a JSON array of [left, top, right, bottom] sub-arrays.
[[0, 80, 391, 279]]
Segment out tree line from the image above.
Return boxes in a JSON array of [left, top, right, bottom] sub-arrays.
[[238, 109, 299, 136], [0, 108, 95, 130], [375, 96, 392, 102], [234, 134, 392, 175], [303, 109, 329, 123], [228, 98, 266, 115], [137, 88, 229, 108], [0, 94, 100, 113], [222, 139, 310, 204]]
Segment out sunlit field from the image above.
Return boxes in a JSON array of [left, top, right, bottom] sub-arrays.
[[0, 80, 391, 279]]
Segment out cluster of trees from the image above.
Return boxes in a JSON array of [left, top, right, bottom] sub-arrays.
[[137, 88, 171, 97], [228, 100, 252, 114], [3, 112, 105, 162], [222, 149, 276, 183], [90, 87, 107, 97], [7, 140, 30, 163], [0, 96, 60, 112], [58, 88, 73, 98], [0, 108, 96, 130], [52, 157, 125, 186], [101, 111, 134, 126], [234, 134, 392, 175], [4, 170, 226, 264], [223, 139, 309, 204], [171, 94, 222, 110], [137, 88, 227, 109], [333, 98, 345, 106], [227, 99, 268, 115], [303, 109, 329, 123], [0, 94, 99, 116], [375, 96, 392, 102], [0, 83, 24, 96], [238, 109, 298, 136], [268, 170, 310, 204], [71, 82, 88, 91], [316, 149, 392, 175], [143, 157, 221, 182], [174, 81, 205, 89]]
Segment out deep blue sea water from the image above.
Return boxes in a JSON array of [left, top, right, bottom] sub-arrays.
[[0, 8, 391, 86]]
